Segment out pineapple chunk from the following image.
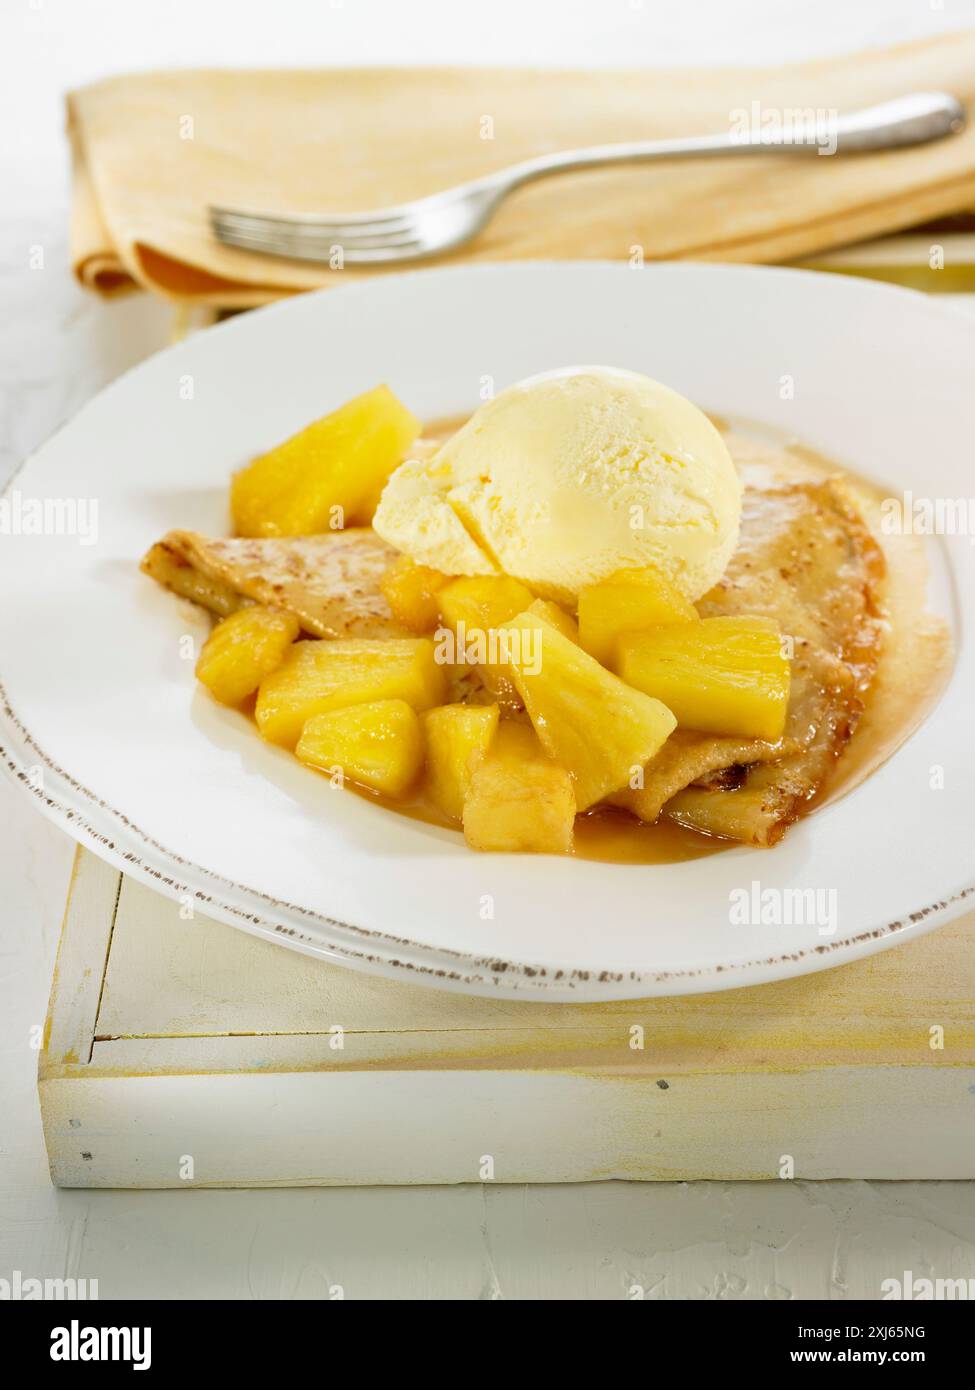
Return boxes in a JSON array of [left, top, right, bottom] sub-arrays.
[[381, 555, 450, 632], [438, 575, 535, 705], [438, 574, 535, 633], [527, 597, 579, 643], [497, 610, 676, 810], [231, 385, 420, 538], [297, 699, 423, 797], [255, 637, 446, 747], [422, 703, 499, 821], [616, 616, 791, 740], [463, 722, 575, 854], [195, 606, 300, 705], [578, 566, 698, 666]]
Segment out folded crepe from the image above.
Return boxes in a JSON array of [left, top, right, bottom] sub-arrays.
[[141, 527, 405, 638], [71, 34, 975, 306], [658, 476, 885, 845]]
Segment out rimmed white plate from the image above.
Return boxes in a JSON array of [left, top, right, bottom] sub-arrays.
[[1, 263, 971, 999]]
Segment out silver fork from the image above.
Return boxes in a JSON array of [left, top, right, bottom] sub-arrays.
[[210, 92, 964, 266]]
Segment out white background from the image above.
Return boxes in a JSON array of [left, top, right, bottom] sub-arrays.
[[3, 0, 975, 1300]]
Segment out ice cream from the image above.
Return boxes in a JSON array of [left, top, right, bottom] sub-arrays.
[[372, 367, 742, 604]]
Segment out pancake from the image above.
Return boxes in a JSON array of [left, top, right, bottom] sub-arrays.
[[609, 727, 800, 827], [632, 472, 885, 845], [141, 527, 406, 638]]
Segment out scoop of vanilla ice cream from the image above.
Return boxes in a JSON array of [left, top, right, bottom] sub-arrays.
[[373, 367, 741, 604]]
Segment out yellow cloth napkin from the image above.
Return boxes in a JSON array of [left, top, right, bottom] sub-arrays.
[[68, 34, 975, 307]]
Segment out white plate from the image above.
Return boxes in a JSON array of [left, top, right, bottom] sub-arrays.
[[1, 263, 972, 1000]]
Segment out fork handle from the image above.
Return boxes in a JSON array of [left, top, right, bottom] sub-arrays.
[[497, 92, 964, 193]]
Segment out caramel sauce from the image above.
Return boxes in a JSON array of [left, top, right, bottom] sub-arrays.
[[572, 807, 731, 863], [819, 477, 952, 806], [348, 781, 727, 863]]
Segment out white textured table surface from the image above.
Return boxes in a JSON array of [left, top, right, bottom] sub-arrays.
[[3, 0, 975, 1300]]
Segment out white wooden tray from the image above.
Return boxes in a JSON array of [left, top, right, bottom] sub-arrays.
[[39, 848, 975, 1188]]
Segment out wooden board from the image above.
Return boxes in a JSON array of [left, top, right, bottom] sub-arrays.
[[39, 848, 975, 1187], [798, 229, 975, 294]]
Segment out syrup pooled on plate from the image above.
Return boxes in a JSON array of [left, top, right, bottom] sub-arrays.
[[348, 778, 730, 864]]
